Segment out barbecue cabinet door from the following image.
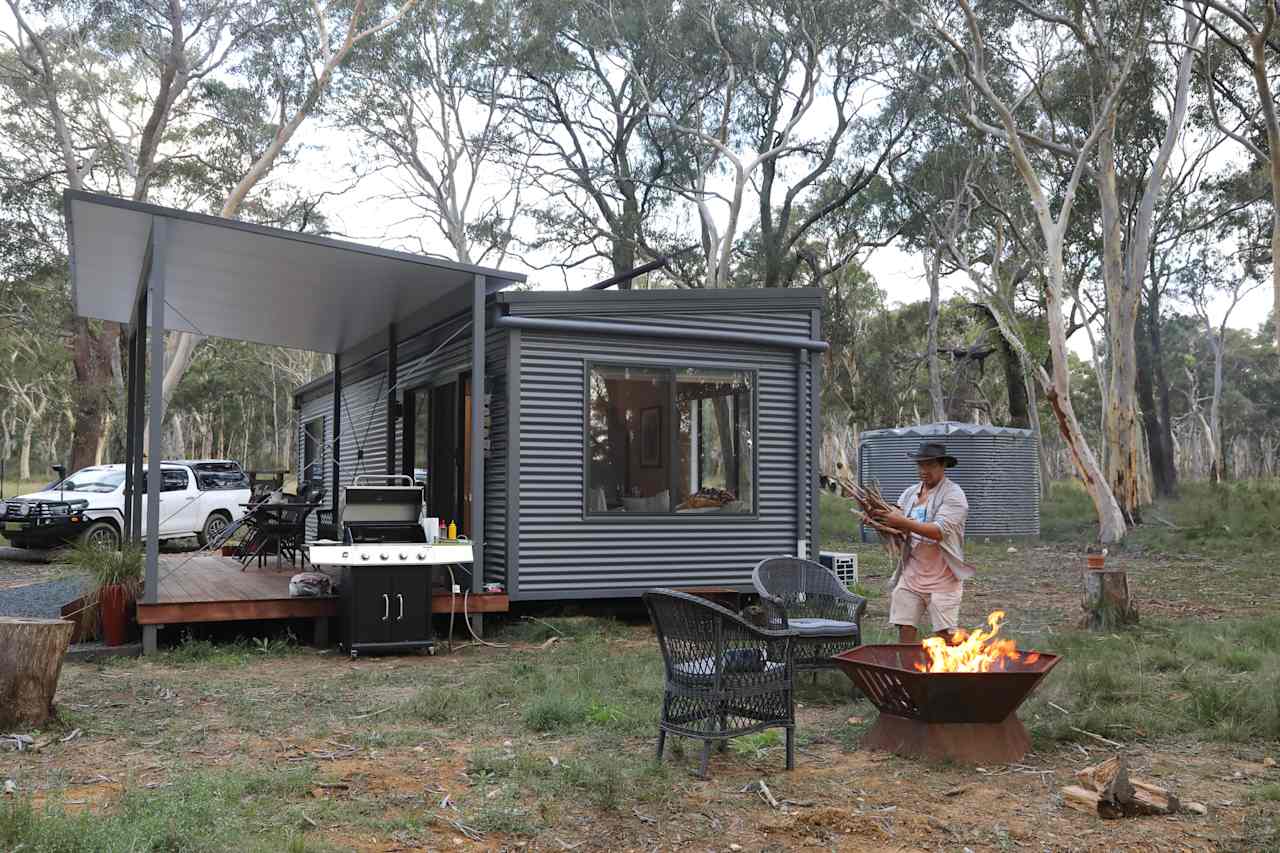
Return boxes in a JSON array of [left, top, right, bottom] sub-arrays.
[[348, 568, 394, 647], [389, 569, 431, 644]]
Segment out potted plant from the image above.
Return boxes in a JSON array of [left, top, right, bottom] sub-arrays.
[[66, 541, 144, 646]]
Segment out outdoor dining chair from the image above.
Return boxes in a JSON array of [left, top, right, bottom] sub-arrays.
[[643, 588, 796, 778], [751, 556, 866, 674]]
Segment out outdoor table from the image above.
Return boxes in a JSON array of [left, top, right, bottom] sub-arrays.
[[238, 502, 323, 570]]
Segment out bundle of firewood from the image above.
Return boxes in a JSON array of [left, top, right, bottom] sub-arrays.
[[829, 474, 905, 563], [1061, 755, 1204, 819]]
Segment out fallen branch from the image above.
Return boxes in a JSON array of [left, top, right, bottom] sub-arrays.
[[1070, 726, 1126, 749]]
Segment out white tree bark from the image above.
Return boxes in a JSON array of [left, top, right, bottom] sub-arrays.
[[925, 246, 947, 422], [908, 0, 1132, 542]]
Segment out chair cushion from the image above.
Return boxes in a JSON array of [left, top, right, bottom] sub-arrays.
[[787, 618, 860, 637], [672, 656, 785, 682]]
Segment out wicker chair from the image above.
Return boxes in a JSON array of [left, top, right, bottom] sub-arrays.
[[751, 556, 867, 673], [643, 589, 796, 778]]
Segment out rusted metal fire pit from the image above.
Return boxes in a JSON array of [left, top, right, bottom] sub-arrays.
[[832, 644, 1061, 764]]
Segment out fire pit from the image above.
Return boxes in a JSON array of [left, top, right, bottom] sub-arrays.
[[832, 613, 1061, 764]]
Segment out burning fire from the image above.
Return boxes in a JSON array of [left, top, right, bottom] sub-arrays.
[[914, 610, 1040, 673]]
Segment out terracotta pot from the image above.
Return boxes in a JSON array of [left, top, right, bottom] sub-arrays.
[[1086, 553, 1106, 571], [99, 584, 131, 647]]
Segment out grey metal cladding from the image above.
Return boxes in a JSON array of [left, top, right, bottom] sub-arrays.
[[857, 422, 1041, 538], [295, 329, 509, 583], [514, 312, 811, 599]]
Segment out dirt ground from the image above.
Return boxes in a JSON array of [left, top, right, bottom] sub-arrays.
[[3, 541, 1279, 851]]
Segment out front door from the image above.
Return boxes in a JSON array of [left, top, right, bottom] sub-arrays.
[[429, 381, 459, 527]]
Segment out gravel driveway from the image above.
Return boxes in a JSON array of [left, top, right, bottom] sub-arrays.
[[0, 545, 89, 619]]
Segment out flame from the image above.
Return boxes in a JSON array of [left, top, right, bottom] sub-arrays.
[[913, 610, 1031, 673]]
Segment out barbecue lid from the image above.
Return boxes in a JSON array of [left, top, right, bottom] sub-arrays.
[[341, 475, 423, 525]]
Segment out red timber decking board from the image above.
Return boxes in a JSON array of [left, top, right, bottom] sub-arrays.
[[135, 554, 507, 626], [135, 554, 337, 626]]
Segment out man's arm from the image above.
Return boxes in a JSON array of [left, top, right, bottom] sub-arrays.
[[879, 509, 943, 541]]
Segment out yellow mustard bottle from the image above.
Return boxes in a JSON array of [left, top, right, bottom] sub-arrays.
[[447, 520, 457, 540]]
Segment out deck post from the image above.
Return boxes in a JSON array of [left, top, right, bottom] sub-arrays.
[[470, 274, 486, 635], [123, 326, 139, 541], [125, 225, 154, 543], [142, 217, 167, 655], [386, 324, 397, 475], [331, 353, 341, 517], [809, 308, 822, 563]]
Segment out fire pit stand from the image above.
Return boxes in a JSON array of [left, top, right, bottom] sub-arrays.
[[833, 644, 1061, 764]]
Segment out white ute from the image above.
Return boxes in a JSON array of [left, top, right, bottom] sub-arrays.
[[0, 460, 252, 550]]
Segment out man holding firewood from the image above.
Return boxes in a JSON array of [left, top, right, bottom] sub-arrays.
[[868, 441, 975, 643]]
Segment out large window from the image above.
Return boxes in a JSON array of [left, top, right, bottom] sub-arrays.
[[587, 364, 754, 515]]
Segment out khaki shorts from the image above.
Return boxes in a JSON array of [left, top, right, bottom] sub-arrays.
[[889, 586, 963, 632]]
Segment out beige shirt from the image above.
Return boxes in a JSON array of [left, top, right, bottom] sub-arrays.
[[896, 477, 974, 584]]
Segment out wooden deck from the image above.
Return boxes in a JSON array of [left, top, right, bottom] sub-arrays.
[[136, 554, 337, 626], [134, 554, 510, 629]]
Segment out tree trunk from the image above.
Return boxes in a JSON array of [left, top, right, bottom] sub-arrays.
[[69, 319, 118, 473], [925, 247, 947, 423], [973, 303, 1029, 427], [0, 617, 75, 729], [1209, 335, 1225, 482], [19, 416, 36, 481], [1081, 569, 1137, 631], [1098, 121, 1142, 524], [1136, 300, 1175, 497]]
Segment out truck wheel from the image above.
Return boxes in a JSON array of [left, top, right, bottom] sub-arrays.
[[81, 521, 121, 550], [197, 512, 231, 548]]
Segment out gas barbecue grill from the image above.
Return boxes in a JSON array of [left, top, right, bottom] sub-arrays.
[[308, 476, 474, 657]]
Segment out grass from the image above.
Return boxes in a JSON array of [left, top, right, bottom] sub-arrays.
[[1024, 615, 1280, 745], [0, 768, 330, 853]]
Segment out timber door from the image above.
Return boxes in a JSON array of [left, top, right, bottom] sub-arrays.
[[430, 381, 459, 526]]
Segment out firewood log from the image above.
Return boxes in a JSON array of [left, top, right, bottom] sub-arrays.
[[0, 617, 75, 729], [1067, 755, 1179, 817]]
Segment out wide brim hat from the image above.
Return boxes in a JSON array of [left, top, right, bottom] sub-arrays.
[[906, 440, 958, 468]]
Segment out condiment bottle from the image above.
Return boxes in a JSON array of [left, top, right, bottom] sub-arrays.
[[447, 520, 457, 540]]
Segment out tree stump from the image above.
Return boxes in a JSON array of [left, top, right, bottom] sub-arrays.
[[1081, 570, 1138, 631], [0, 617, 75, 729]]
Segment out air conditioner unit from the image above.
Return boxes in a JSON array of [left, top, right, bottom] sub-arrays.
[[819, 550, 858, 588]]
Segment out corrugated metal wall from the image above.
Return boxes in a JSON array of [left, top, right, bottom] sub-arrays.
[[513, 311, 814, 599], [857, 422, 1041, 538], [295, 330, 508, 583]]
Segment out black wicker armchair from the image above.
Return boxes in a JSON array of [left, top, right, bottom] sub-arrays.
[[643, 589, 796, 778], [751, 556, 867, 673]]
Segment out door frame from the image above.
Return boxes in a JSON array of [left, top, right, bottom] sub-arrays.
[[401, 372, 470, 526]]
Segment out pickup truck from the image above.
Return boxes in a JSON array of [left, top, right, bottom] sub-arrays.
[[0, 460, 252, 550]]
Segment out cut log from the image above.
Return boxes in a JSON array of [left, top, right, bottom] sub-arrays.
[[0, 617, 75, 729], [1062, 785, 1103, 814], [1067, 755, 1179, 818], [1081, 570, 1138, 631]]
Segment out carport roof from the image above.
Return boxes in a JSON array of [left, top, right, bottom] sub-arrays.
[[63, 190, 526, 355]]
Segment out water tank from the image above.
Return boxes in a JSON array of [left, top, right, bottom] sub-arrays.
[[858, 422, 1041, 539]]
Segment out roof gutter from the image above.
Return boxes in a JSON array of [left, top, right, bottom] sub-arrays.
[[494, 314, 829, 352]]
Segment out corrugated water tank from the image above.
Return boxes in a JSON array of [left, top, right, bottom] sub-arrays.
[[857, 422, 1041, 540]]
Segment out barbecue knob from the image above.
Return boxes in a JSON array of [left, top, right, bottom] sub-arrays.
[[360, 553, 370, 561], [416, 552, 425, 560], [379, 552, 389, 561], [399, 552, 407, 560]]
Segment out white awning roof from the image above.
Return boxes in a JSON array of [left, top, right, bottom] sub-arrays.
[[64, 190, 525, 355]]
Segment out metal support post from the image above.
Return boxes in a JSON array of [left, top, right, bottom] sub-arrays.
[[142, 218, 166, 654], [469, 274, 486, 636]]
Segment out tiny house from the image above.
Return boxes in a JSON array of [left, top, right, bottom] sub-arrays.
[[294, 287, 826, 600]]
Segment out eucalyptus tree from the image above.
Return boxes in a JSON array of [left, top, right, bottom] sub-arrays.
[[156, 0, 420, 423], [888, 0, 1134, 541], [0, 0, 269, 469], [338, 0, 526, 266], [1194, 0, 1280, 351], [496, 0, 682, 281], [605, 0, 908, 288]]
